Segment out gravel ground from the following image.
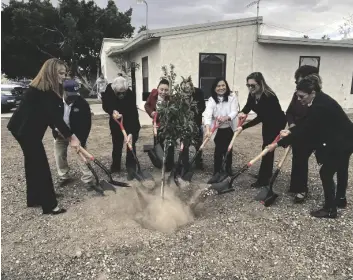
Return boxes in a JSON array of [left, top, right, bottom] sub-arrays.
[[1, 116, 353, 280]]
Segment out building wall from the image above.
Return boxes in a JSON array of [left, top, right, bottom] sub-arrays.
[[101, 39, 127, 83], [253, 44, 353, 110], [127, 40, 162, 109]]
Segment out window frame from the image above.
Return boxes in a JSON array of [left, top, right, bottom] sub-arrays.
[[198, 52, 227, 100], [298, 56, 321, 71], [142, 56, 149, 94]]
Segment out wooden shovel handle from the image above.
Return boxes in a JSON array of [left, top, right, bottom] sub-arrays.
[[77, 150, 88, 162], [78, 146, 94, 161], [113, 117, 133, 150], [200, 119, 219, 150], [277, 146, 291, 169], [226, 114, 248, 151], [153, 113, 158, 136], [248, 134, 281, 166]]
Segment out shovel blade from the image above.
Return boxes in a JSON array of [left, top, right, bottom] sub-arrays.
[[254, 186, 270, 201], [181, 171, 194, 182], [147, 150, 163, 168], [207, 171, 228, 184], [210, 180, 231, 194], [100, 180, 117, 193], [261, 192, 279, 207], [109, 180, 131, 188]]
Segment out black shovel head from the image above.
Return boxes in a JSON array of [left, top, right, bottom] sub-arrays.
[[100, 180, 117, 193], [254, 186, 270, 201], [207, 172, 228, 184], [147, 149, 163, 168], [210, 179, 234, 194], [261, 191, 278, 207]]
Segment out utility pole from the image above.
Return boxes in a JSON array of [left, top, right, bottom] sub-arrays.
[[137, 0, 149, 39], [246, 0, 261, 41]]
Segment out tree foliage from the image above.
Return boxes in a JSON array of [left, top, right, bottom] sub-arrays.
[[157, 64, 199, 147], [138, 25, 147, 33], [339, 14, 353, 39], [1, 0, 135, 85]]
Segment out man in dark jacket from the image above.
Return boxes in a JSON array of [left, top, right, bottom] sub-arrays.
[[52, 80, 94, 189], [286, 65, 319, 203], [268, 74, 353, 218]]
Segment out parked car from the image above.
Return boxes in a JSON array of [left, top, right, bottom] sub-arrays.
[[1, 84, 26, 113]]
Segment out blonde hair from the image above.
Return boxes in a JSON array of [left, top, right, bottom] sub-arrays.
[[112, 76, 128, 93], [30, 58, 67, 97]]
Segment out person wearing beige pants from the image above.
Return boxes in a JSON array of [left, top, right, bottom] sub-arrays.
[[54, 137, 93, 185], [52, 79, 94, 189]]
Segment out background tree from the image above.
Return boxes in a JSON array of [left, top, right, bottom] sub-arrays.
[[1, 0, 135, 89], [138, 25, 147, 33], [339, 14, 353, 39]]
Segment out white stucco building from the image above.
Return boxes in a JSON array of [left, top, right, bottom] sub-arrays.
[[100, 16, 353, 113]]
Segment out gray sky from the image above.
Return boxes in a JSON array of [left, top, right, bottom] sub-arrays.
[[2, 0, 352, 39]]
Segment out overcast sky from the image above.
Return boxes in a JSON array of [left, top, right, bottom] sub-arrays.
[[3, 0, 352, 39]]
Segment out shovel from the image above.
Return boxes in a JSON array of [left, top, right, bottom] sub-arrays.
[[144, 113, 164, 168], [78, 147, 131, 194], [254, 146, 291, 205], [207, 115, 248, 184], [114, 117, 155, 185], [210, 134, 281, 194], [177, 119, 220, 183], [160, 140, 171, 199]]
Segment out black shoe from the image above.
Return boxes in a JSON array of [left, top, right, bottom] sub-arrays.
[[43, 208, 67, 215], [336, 198, 347, 209], [294, 192, 308, 204], [310, 208, 337, 219], [251, 181, 268, 189], [27, 203, 40, 208]]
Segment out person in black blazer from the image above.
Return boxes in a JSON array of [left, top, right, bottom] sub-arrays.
[[102, 76, 141, 180], [7, 58, 81, 215], [52, 79, 94, 189], [267, 74, 353, 218], [237, 72, 287, 188]]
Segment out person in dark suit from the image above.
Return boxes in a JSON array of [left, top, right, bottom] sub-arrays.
[[267, 74, 353, 218], [7, 58, 81, 215], [102, 76, 141, 180], [237, 72, 287, 188], [52, 79, 94, 189], [286, 65, 319, 203]]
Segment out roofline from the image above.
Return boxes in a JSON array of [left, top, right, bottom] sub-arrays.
[[105, 16, 262, 57], [99, 38, 130, 58], [258, 35, 353, 48]]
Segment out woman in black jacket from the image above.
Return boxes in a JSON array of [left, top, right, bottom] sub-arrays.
[[267, 74, 353, 218], [102, 76, 141, 180], [237, 72, 286, 188], [7, 58, 80, 215]]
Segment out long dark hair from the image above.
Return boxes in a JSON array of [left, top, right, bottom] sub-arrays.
[[246, 72, 276, 97], [211, 77, 231, 103]]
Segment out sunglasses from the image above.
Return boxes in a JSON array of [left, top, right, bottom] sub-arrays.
[[246, 84, 257, 89]]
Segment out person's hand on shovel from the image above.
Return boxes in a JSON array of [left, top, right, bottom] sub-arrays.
[[126, 134, 133, 146], [238, 112, 247, 122], [266, 142, 278, 153], [218, 116, 230, 123], [280, 129, 291, 138], [112, 110, 122, 120], [70, 134, 81, 152]]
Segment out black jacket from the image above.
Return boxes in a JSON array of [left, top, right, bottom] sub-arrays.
[[192, 87, 206, 127], [7, 87, 72, 140], [286, 91, 309, 126], [241, 92, 286, 131], [278, 92, 353, 164], [52, 97, 91, 146], [102, 84, 141, 135]]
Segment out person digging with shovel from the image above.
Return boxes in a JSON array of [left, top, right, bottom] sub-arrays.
[[102, 76, 141, 181], [266, 74, 353, 219], [52, 79, 95, 191], [203, 77, 239, 176]]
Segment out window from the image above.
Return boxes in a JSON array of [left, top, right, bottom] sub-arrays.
[[142, 56, 149, 95], [299, 56, 320, 71], [351, 74, 353, 95], [199, 53, 227, 99]]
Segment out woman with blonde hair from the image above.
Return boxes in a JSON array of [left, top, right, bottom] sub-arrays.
[[7, 58, 80, 215], [237, 72, 286, 188], [102, 76, 141, 180]]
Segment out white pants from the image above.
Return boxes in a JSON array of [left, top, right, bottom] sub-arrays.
[[54, 138, 93, 184]]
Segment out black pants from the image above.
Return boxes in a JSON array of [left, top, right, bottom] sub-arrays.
[[320, 151, 351, 209], [258, 125, 285, 185], [14, 134, 57, 212], [110, 127, 139, 171], [213, 127, 233, 174], [289, 143, 313, 193], [179, 127, 203, 171]]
